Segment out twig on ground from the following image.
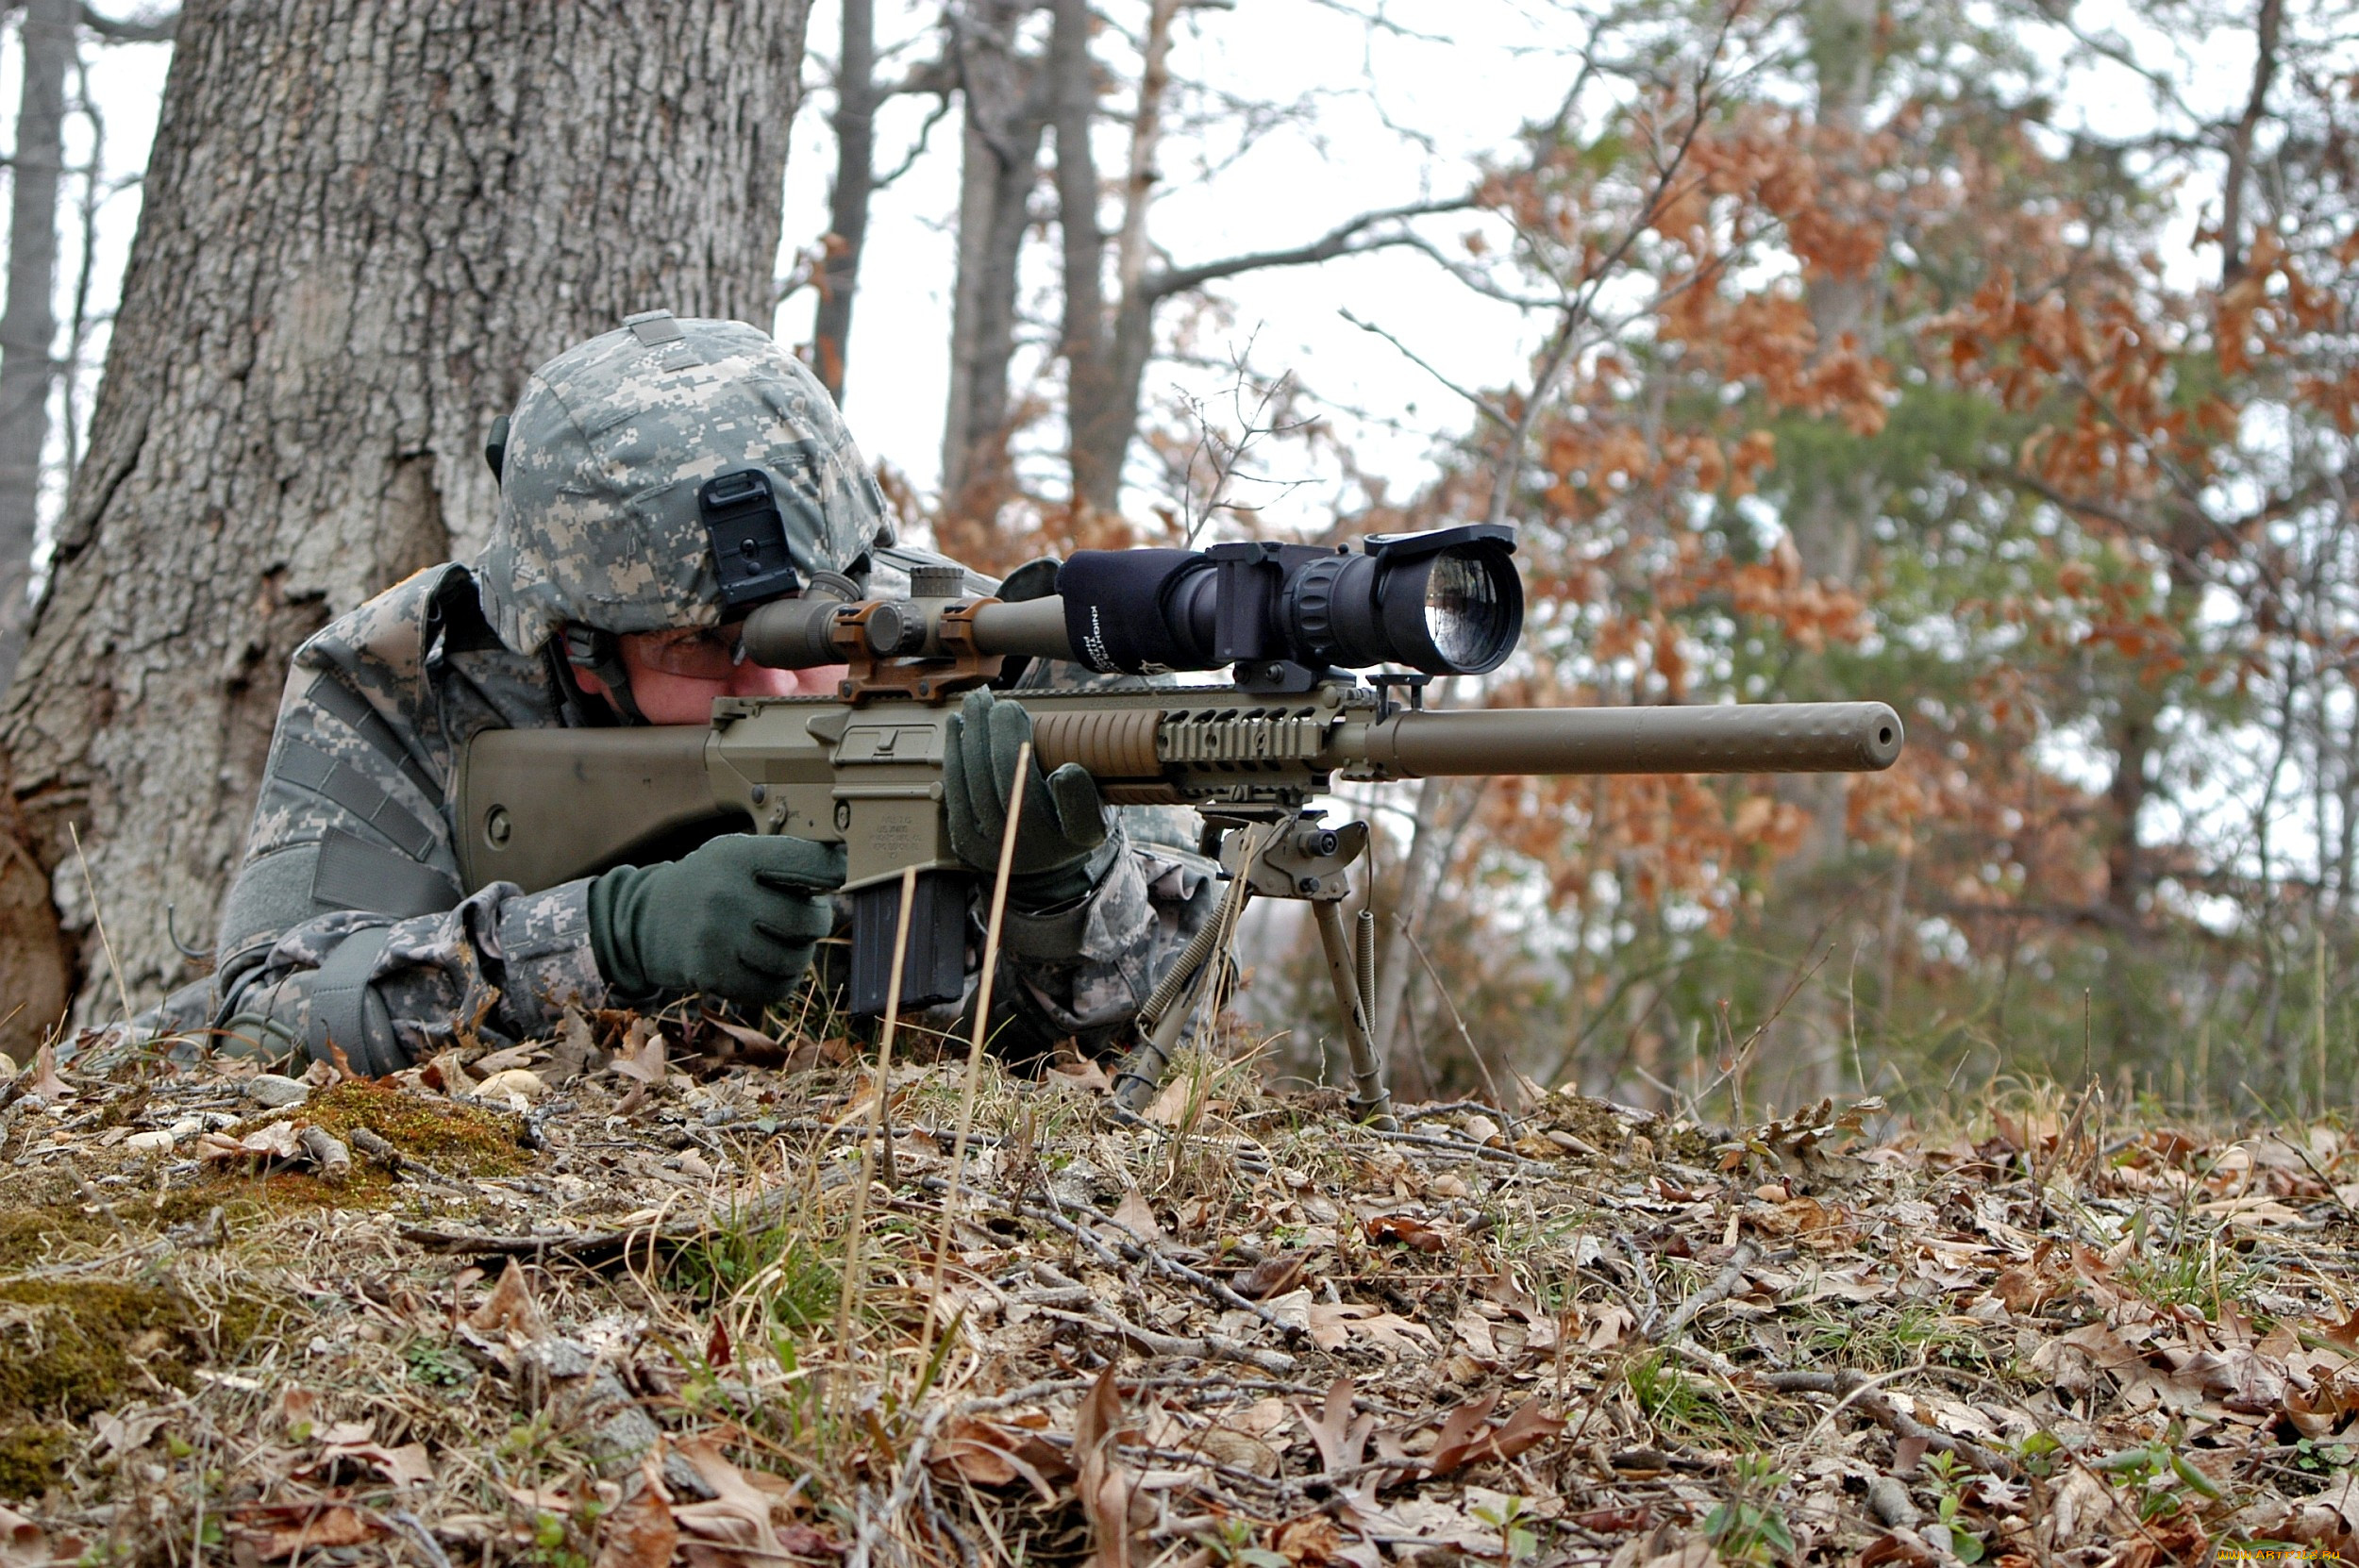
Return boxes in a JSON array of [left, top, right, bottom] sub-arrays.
[[348, 1126, 469, 1192], [383, 1510, 456, 1568], [1648, 1243, 1757, 1341], [63, 1155, 134, 1245], [298, 1126, 351, 1180], [1759, 1369, 2016, 1476], [1370, 1127, 1555, 1172], [987, 1181, 1312, 1346], [1033, 1302, 1297, 1375]]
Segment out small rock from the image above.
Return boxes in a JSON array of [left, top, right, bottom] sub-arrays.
[[477, 1068, 549, 1105], [167, 1115, 204, 1140], [1463, 1113, 1503, 1144], [125, 1129, 176, 1153], [1867, 1476, 1919, 1527], [244, 1074, 310, 1109]]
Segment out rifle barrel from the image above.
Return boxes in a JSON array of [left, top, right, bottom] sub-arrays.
[[1356, 701, 1903, 776]]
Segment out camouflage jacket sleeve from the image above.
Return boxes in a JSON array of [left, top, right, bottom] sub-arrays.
[[212, 565, 611, 1068], [217, 883, 608, 1071], [992, 817, 1219, 1055]]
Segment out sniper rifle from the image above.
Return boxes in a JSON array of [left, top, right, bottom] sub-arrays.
[[455, 489, 1903, 1123]]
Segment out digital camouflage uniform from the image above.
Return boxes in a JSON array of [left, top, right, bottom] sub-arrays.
[[200, 311, 1213, 1070]]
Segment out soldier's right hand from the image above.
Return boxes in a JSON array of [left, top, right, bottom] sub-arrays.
[[588, 834, 846, 1009]]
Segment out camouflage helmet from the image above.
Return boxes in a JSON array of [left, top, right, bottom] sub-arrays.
[[477, 310, 887, 655]]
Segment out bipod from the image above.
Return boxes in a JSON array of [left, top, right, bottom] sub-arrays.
[[1109, 807, 1396, 1128]]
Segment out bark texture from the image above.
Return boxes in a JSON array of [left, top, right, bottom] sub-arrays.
[[0, 0, 75, 694], [1, 0, 811, 1034]]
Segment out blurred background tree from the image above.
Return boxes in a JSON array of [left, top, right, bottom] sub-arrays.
[[1235, 0, 2358, 1122]]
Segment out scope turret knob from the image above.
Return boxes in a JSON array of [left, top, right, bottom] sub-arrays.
[[863, 602, 927, 656], [911, 564, 966, 598]]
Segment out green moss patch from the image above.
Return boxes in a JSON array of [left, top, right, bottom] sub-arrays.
[[0, 1280, 212, 1500], [0, 1205, 115, 1271], [300, 1078, 528, 1176], [0, 1426, 72, 1503], [184, 1080, 528, 1216]]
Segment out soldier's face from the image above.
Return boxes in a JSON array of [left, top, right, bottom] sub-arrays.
[[573, 626, 846, 723]]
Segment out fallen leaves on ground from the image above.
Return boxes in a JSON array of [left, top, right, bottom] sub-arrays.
[[6, 1039, 2359, 1568]]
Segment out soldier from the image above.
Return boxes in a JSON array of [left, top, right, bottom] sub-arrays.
[[191, 310, 1213, 1073]]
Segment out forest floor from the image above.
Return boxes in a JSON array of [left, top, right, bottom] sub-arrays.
[[1, 1017, 2357, 1568]]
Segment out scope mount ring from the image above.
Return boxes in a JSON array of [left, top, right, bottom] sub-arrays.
[[834, 597, 1007, 706]]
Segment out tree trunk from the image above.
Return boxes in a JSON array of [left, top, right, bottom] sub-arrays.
[[1, 0, 811, 1028], [939, 0, 1046, 555], [0, 0, 75, 695], [1754, 0, 1888, 1110], [1073, 0, 1178, 525], [812, 0, 875, 403], [1047, 0, 1118, 520], [2217, 0, 2284, 284]]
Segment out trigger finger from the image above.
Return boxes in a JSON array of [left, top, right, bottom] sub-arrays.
[[956, 700, 1003, 824], [985, 694, 1036, 795]]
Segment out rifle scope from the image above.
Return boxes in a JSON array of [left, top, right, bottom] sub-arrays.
[[1053, 524, 1521, 677], [739, 524, 1526, 678]]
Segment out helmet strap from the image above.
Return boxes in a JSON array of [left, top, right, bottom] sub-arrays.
[[544, 641, 607, 728], [560, 626, 647, 726]]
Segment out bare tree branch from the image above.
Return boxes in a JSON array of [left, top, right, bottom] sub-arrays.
[[76, 2, 173, 41], [1337, 307, 1513, 429], [1143, 197, 1475, 301]]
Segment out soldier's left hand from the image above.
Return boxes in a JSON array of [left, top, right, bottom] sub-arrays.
[[944, 687, 1112, 906]]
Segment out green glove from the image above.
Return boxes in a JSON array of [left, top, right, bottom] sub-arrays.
[[944, 687, 1113, 907], [588, 834, 846, 1009]]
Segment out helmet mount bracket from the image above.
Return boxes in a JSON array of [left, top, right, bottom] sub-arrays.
[[699, 469, 803, 613]]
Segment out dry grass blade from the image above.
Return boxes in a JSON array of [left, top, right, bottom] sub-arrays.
[[923, 739, 1030, 1365]]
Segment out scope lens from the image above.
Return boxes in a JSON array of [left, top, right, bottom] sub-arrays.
[[1371, 545, 1520, 674], [1424, 552, 1511, 670]]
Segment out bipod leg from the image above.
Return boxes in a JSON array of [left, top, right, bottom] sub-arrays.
[[1313, 898, 1395, 1128], [1112, 972, 1206, 1115], [1111, 867, 1257, 1115]]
